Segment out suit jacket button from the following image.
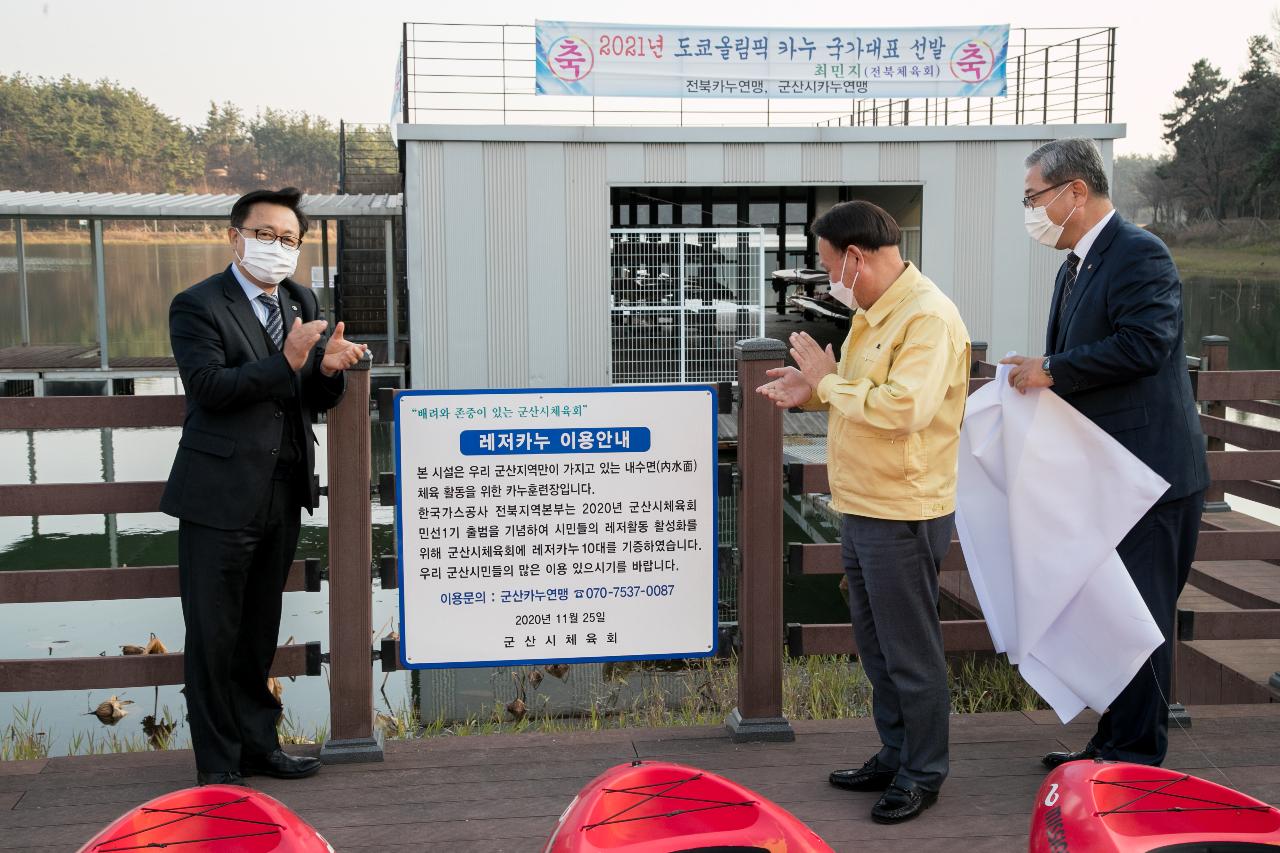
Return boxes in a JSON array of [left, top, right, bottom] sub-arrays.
[[271, 449, 278, 455], [275, 411, 282, 418]]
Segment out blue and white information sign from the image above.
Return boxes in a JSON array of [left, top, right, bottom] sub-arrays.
[[394, 386, 719, 669]]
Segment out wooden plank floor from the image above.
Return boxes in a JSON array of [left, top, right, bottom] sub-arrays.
[[3, 705, 1278, 852]]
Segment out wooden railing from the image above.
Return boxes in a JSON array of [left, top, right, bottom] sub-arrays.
[[0, 357, 382, 762], [731, 335, 1280, 736]]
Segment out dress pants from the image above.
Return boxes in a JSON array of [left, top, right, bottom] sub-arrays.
[[1090, 490, 1205, 765], [842, 513, 954, 792], [178, 475, 302, 773]]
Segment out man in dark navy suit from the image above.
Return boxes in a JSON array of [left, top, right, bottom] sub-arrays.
[[1002, 138, 1209, 768], [162, 188, 366, 786]]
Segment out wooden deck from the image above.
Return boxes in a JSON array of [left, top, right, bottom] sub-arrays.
[[3, 705, 1279, 852]]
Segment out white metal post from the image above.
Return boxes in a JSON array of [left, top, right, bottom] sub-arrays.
[[678, 234, 687, 383], [92, 219, 109, 370], [16, 219, 30, 346], [757, 236, 766, 336]]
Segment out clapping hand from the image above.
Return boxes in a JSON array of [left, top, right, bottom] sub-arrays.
[[320, 322, 368, 376], [756, 332, 838, 409]]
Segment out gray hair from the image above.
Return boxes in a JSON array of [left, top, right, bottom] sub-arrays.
[[1025, 138, 1110, 198]]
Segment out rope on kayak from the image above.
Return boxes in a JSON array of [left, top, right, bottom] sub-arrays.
[[89, 796, 284, 850], [139, 805, 284, 828], [95, 828, 282, 851], [1149, 659, 1236, 788], [1093, 774, 1273, 817], [582, 773, 756, 830]]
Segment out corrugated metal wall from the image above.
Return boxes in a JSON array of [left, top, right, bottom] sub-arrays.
[[564, 144, 611, 386], [953, 142, 997, 343], [482, 143, 529, 388], [404, 131, 1120, 387]]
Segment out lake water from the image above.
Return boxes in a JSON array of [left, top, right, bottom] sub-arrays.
[[1, 240, 1277, 755]]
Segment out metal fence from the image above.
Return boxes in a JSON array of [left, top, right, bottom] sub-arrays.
[[610, 228, 766, 384], [402, 23, 1114, 127], [819, 28, 1115, 127]]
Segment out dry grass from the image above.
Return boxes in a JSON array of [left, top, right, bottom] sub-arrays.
[[1, 653, 1045, 759]]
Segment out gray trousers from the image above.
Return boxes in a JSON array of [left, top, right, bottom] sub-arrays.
[[842, 512, 953, 792]]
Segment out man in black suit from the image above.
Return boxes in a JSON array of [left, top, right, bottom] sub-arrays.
[[162, 187, 366, 786], [1002, 138, 1209, 767]]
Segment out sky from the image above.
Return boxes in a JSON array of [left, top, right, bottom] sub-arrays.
[[1, 0, 1276, 156]]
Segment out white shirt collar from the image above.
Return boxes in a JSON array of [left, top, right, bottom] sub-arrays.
[[230, 261, 278, 301], [1071, 209, 1115, 263]]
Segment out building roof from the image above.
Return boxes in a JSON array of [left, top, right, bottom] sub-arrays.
[[0, 191, 402, 220]]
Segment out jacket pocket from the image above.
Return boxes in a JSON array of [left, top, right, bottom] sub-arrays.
[[831, 421, 908, 495], [905, 432, 928, 481], [179, 428, 236, 458], [1091, 404, 1149, 434]]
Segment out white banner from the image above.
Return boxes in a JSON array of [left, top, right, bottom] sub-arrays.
[[536, 21, 1008, 99], [394, 386, 719, 669]]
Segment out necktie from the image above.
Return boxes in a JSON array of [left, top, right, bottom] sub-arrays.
[[1055, 251, 1081, 326], [257, 293, 284, 350]]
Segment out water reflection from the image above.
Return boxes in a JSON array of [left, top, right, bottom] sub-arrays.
[[0, 239, 331, 357]]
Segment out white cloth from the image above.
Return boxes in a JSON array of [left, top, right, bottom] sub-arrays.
[[956, 362, 1168, 722]]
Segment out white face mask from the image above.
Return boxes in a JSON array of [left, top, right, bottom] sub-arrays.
[[236, 237, 299, 285], [1024, 183, 1078, 248], [828, 250, 862, 311]]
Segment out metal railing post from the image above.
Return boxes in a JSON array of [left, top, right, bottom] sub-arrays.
[[678, 238, 687, 382], [1106, 28, 1116, 122], [16, 219, 30, 347], [1201, 335, 1231, 513], [726, 337, 794, 743], [319, 352, 383, 763], [1042, 47, 1050, 123], [384, 218, 397, 365], [91, 219, 109, 370], [1073, 38, 1081, 123], [320, 219, 332, 324]]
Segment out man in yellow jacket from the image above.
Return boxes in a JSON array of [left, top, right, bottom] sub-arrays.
[[758, 200, 970, 824]]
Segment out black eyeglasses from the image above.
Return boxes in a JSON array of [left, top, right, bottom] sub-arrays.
[[1020, 181, 1071, 209], [234, 226, 303, 251]]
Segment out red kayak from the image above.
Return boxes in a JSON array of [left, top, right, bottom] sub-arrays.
[[77, 784, 333, 852], [543, 760, 835, 853], [1029, 760, 1280, 852]]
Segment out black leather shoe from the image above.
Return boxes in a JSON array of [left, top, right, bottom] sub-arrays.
[[240, 749, 321, 780], [196, 771, 246, 786], [829, 756, 898, 792], [871, 781, 938, 824], [1042, 742, 1100, 770]]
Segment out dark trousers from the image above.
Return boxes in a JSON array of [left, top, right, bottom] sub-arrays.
[[842, 513, 954, 792], [1091, 490, 1204, 766], [178, 477, 302, 772]]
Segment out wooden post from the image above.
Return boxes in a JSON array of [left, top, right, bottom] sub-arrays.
[[726, 338, 794, 743], [320, 352, 383, 763], [1201, 335, 1230, 513]]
